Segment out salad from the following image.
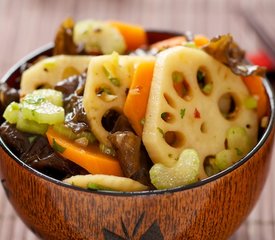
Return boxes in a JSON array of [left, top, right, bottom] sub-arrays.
[[0, 18, 269, 192]]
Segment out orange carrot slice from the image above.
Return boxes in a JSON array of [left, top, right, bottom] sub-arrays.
[[242, 75, 268, 118], [123, 61, 155, 136], [108, 21, 147, 51], [46, 127, 123, 176], [194, 34, 209, 47], [150, 36, 186, 51]]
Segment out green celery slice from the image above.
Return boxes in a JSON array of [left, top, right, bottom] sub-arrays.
[[52, 124, 96, 143], [21, 101, 64, 124], [16, 113, 48, 135], [3, 102, 20, 124], [26, 89, 63, 106]]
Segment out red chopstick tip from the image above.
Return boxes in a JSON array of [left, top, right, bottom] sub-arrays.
[[247, 50, 275, 71]]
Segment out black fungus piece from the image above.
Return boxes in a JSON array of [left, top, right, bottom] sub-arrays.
[[108, 131, 153, 187], [54, 73, 90, 134], [0, 123, 88, 180], [111, 115, 133, 133], [21, 136, 88, 180], [108, 115, 153, 187], [0, 83, 20, 120], [26, 153, 89, 180], [64, 95, 90, 133], [202, 34, 266, 77], [108, 131, 141, 178], [54, 73, 87, 101], [0, 122, 31, 156], [53, 18, 78, 55], [21, 136, 55, 160]]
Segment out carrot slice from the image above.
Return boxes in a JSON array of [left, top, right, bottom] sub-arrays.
[[123, 61, 155, 136], [194, 34, 209, 47], [150, 36, 186, 51], [46, 127, 123, 176], [108, 21, 147, 51], [242, 75, 268, 118]]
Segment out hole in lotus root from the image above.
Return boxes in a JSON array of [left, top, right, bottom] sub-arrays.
[[101, 109, 121, 132], [224, 138, 228, 149], [172, 71, 192, 101], [163, 93, 176, 108], [164, 131, 184, 148], [95, 85, 117, 102], [197, 67, 213, 95], [161, 112, 174, 123], [200, 122, 207, 133], [35, 83, 52, 90], [62, 66, 80, 79], [218, 92, 239, 120]]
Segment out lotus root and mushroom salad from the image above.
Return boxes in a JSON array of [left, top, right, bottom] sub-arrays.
[[0, 18, 269, 192]]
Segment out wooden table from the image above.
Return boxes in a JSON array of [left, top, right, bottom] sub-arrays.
[[0, 0, 274, 239]]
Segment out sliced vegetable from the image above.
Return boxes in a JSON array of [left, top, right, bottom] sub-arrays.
[[46, 127, 123, 176], [21, 100, 64, 125], [52, 123, 96, 144], [3, 101, 20, 124], [208, 126, 251, 174], [214, 149, 238, 171], [244, 96, 257, 110], [108, 20, 147, 51], [16, 113, 48, 135], [242, 75, 268, 118], [63, 174, 148, 192], [142, 46, 258, 174], [83, 54, 155, 147], [194, 34, 209, 47], [149, 149, 200, 190], [31, 89, 63, 106], [21, 89, 64, 125], [21, 55, 92, 95], [226, 126, 251, 157], [73, 20, 126, 54], [123, 61, 155, 136]]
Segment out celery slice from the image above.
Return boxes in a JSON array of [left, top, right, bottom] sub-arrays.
[[20, 89, 64, 125], [52, 124, 96, 143], [149, 149, 200, 190], [244, 96, 257, 109], [21, 101, 64, 125], [214, 149, 238, 171], [3, 102, 20, 124], [16, 113, 48, 135], [226, 126, 250, 157], [28, 89, 63, 106]]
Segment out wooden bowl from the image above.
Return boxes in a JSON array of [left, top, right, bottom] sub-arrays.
[[0, 31, 274, 240]]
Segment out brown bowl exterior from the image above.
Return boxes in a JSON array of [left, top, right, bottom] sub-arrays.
[[0, 129, 274, 240], [0, 31, 275, 240]]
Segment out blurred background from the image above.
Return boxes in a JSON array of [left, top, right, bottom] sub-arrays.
[[0, 0, 274, 239]]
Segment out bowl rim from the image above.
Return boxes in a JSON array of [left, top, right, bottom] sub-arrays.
[[1, 35, 275, 197]]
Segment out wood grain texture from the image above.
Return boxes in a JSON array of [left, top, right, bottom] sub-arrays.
[[0, 126, 274, 239], [0, 0, 274, 239]]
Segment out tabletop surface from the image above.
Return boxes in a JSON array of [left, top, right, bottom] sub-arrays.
[[0, 0, 275, 239]]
